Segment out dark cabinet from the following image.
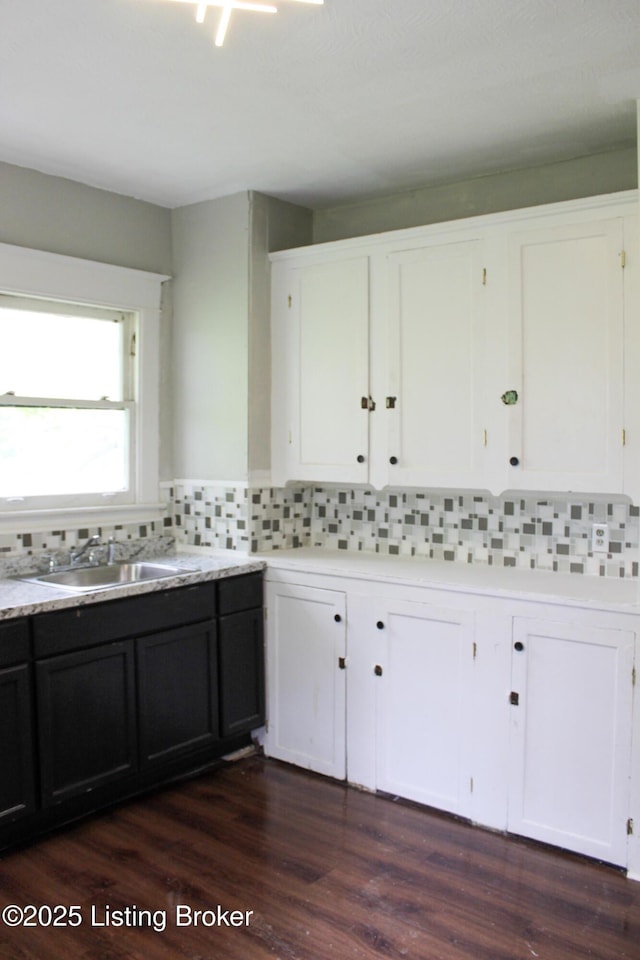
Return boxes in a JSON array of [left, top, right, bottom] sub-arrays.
[[0, 568, 264, 850], [138, 621, 218, 767], [219, 608, 264, 737], [36, 641, 137, 806], [0, 618, 36, 825], [218, 573, 265, 737]]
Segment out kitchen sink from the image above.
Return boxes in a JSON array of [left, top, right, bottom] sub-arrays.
[[21, 561, 194, 593]]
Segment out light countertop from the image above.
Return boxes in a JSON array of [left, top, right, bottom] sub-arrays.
[[0, 551, 264, 621], [259, 548, 640, 612]]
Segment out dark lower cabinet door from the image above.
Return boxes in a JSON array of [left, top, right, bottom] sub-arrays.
[[36, 641, 137, 806], [137, 621, 218, 767], [218, 608, 265, 737], [0, 664, 36, 824]]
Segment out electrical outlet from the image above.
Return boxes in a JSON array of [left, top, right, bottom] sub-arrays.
[[591, 522, 609, 554]]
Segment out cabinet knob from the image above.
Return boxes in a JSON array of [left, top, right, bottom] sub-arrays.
[[334, 614, 342, 623], [514, 641, 525, 652], [389, 456, 398, 465], [357, 454, 365, 463], [376, 620, 385, 630], [509, 456, 520, 467]]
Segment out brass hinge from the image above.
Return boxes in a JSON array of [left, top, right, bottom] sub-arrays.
[[627, 818, 634, 836], [482, 268, 487, 286], [620, 250, 626, 269], [287, 294, 292, 308], [361, 396, 376, 411], [472, 641, 477, 660], [482, 429, 488, 447], [622, 428, 627, 447]]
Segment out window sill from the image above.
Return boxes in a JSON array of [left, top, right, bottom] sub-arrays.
[[0, 503, 169, 534]]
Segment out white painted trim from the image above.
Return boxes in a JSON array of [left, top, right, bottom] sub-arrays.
[[0, 503, 168, 534]]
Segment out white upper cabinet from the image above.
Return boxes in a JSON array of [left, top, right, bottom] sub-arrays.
[[271, 191, 637, 496], [381, 238, 489, 489], [504, 217, 625, 494], [271, 255, 370, 486]]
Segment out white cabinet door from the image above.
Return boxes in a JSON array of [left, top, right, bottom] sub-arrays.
[[383, 239, 490, 489], [372, 599, 476, 818], [271, 256, 370, 485], [263, 581, 346, 779], [505, 218, 624, 493], [508, 617, 635, 867]]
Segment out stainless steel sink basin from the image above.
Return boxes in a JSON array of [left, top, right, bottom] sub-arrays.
[[21, 561, 193, 593]]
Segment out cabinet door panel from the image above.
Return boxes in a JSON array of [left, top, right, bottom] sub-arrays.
[[508, 618, 634, 866], [374, 600, 475, 817], [0, 664, 36, 823], [386, 240, 487, 488], [507, 218, 624, 492], [137, 622, 218, 767], [37, 642, 137, 805], [273, 257, 370, 484], [264, 582, 346, 778], [219, 608, 265, 737]]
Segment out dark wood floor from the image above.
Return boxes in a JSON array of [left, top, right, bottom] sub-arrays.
[[1, 755, 639, 960]]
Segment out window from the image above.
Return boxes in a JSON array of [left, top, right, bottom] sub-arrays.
[[0, 242, 167, 527], [0, 296, 136, 506]]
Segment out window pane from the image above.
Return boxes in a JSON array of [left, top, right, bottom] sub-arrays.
[[0, 309, 123, 401], [0, 407, 128, 498]]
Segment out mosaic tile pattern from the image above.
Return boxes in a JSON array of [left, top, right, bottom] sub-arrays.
[[164, 482, 311, 553], [4, 484, 636, 581], [167, 481, 639, 578], [307, 487, 640, 578]]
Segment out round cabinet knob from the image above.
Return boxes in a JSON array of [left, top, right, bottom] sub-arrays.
[[334, 614, 342, 623], [389, 456, 398, 465], [509, 456, 520, 467], [357, 454, 365, 463], [376, 620, 385, 630], [514, 641, 525, 652]]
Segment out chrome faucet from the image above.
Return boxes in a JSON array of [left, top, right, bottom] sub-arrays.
[[70, 534, 102, 566]]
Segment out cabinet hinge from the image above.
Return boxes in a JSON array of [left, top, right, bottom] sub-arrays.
[[338, 656, 346, 670], [622, 428, 627, 447], [482, 429, 487, 447], [472, 641, 477, 660], [633, 665, 636, 688], [482, 268, 487, 286], [130, 333, 137, 357], [620, 250, 626, 269], [287, 294, 292, 308], [627, 818, 634, 836]]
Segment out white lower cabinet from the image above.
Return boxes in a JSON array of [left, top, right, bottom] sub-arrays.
[[264, 581, 346, 779], [264, 568, 638, 872], [370, 599, 475, 817], [508, 618, 635, 867]]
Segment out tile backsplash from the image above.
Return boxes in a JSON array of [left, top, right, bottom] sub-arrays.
[[1, 483, 636, 580], [167, 482, 639, 579]]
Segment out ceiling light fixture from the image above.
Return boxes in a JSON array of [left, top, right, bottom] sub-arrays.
[[166, 0, 324, 47]]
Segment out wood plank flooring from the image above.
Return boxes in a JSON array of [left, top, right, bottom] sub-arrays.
[[0, 754, 639, 960]]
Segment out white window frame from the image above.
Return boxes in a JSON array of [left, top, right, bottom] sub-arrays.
[[0, 242, 169, 533]]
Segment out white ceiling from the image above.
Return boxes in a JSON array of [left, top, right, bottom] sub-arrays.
[[1, 0, 639, 210]]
